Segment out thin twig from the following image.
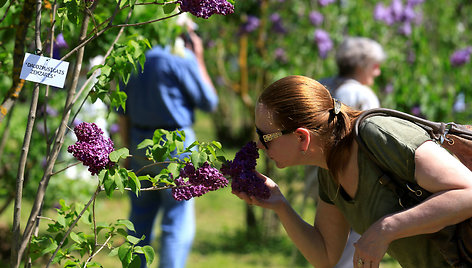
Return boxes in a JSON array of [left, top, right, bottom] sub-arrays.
[[113, 11, 182, 28], [36, 216, 55, 222], [84, 235, 112, 267], [135, 161, 171, 175], [49, 161, 81, 177], [0, 0, 16, 24], [92, 192, 97, 253]]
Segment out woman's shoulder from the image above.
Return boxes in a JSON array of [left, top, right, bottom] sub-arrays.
[[359, 115, 429, 140]]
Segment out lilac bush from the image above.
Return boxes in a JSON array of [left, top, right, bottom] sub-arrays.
[[178, 0, 234, 19], [67, 122, 115, 176], [221, 142, 271, 199]]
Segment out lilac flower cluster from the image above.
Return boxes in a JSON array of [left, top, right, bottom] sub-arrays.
[[275, 47, 288, 63], [314, 29, 333, 59], [172, 162, 229, 201], [239, 15, 260, 34], [221, 142, 271, 199], [270, 13, 287, 35], [67, 122, 115, 176], [309, 11, 324, 26], [178, 0, 234, 19], [450, 47, 472, 67], [374, 0, 424, 36], [318, 0, 335, 7]]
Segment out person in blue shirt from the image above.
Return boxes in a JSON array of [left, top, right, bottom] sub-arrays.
[[118, 24, 218, 268]]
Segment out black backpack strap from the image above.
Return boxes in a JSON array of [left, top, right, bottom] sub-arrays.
[[354, 108, 432, 208]]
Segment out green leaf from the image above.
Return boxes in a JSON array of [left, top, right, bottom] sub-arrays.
[[211, 141, 222, 149], [167, 162, 180, 178], [152, 145, 169, 162], [143, 245, 155, 266], [118, 243, 133, 266], [70, 232, 84, 244], [110, 90, 128, 112], [87, 64, 103, 78], [114, 171, 125, 193], [41, 239, 58, 255], [109, 247, 119, 257], [126, 235, 141, 245], [109, 148, 130, 163], [64, 260, 80, 268], [137, 139, 153, 149], [129, 255, 141, 268], [117, 219, 135, 232], [103, 177, 116, 197], [163, 3, 177, 14], [128, 172, 141, 196], [98, 169, 108, 184], [191, 151, 207, 167]]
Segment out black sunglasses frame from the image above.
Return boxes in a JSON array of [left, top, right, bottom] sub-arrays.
[[255, 127, 294, 149]]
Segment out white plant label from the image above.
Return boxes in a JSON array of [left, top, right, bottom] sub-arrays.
[[20, 53, 70, 88]]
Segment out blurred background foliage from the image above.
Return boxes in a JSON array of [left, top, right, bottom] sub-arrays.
[[0, 0, 471, 266]]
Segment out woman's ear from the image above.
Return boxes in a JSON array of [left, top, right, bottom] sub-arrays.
[[295, 128, 311, 153]]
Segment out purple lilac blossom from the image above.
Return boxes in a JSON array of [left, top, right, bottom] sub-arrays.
[[275, 47, 287, 63], [390, 0, 404, 21], [240, 15, 260, 34], [410, 105, 422, 117], [374, 0, 424, 36], [221, 141, 271, 199], [172, 162, 229, 201], [374, 3, 395, 25], [67, 122, 115, 176], [450, 47, 472, 67], [314, 29, 333, 59], [270, 13, 287, 34], [178, 0, 234, 19], [407, 0, 424, 6], [109, 123, 120, 135], [55, 33, 69, 49], [318, 0, 335, 6], [398, 22, 412, 36], [309, 11, 324, 26], [383, 83, 394, 94]]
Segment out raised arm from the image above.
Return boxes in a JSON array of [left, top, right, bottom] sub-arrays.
[[353, 140, 472, 266]]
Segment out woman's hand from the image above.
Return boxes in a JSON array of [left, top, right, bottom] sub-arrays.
[[231, 172, 287, 212], [352, 218, 391, 268]]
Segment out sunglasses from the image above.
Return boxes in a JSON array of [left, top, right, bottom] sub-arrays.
[[256, 127, 294, 149]]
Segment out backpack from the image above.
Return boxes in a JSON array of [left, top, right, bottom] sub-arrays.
[[354, 108, 472, 267]]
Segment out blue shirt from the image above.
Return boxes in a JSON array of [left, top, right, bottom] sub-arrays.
[[122, 45, 218, 130]]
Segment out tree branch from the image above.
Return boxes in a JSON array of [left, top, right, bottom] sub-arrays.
[[10, 0, 43, 266]]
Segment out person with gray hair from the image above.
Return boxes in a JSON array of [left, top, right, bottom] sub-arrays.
[[322, 36, 386, 110]]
